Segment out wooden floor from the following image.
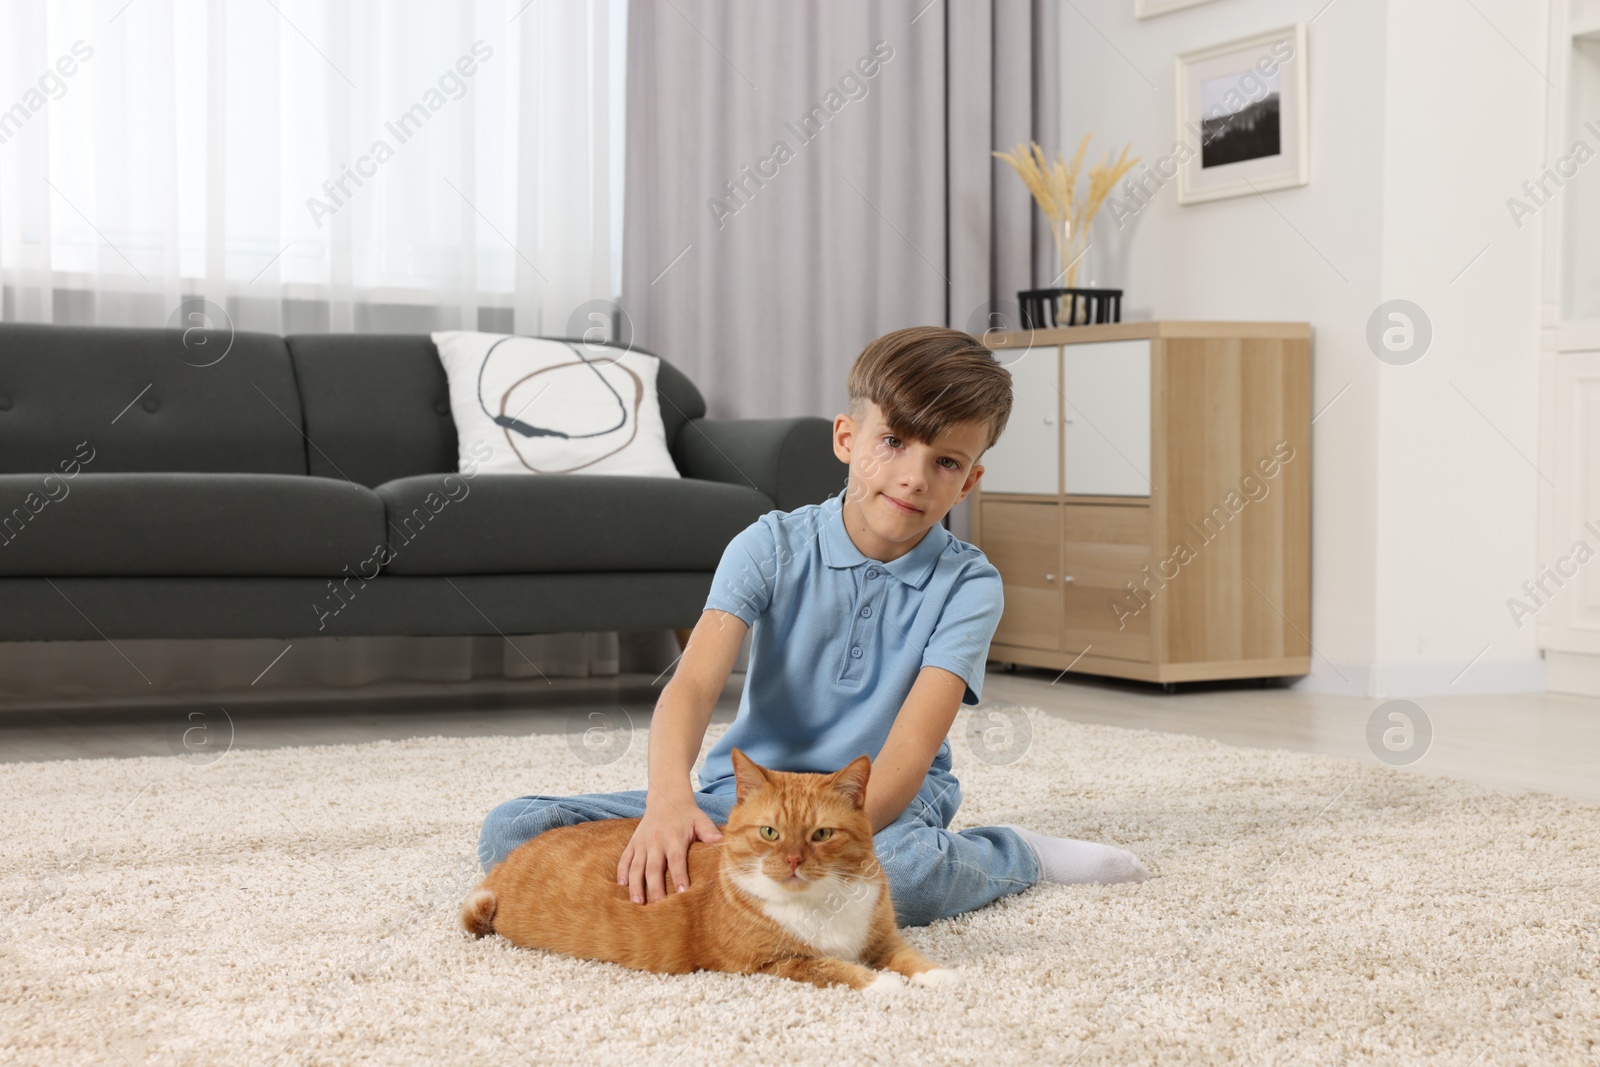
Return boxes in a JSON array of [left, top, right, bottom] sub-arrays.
[[1, 666, 1596, 804]]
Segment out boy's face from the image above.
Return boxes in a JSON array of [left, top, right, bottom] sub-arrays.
[[831, 400, 989, 561]]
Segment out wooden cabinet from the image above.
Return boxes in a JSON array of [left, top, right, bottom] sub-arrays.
[[971, 322, 1312, 685]]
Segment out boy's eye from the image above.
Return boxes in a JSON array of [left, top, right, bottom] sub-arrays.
[[884, 434, 960, 471], [759, 826, 779, 841], [811, 828, 833, 842]]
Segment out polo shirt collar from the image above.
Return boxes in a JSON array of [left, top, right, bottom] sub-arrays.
[[819, 486, 948, 589]]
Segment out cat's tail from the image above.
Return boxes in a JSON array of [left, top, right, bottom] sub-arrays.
[[460, 888, 498, 938]]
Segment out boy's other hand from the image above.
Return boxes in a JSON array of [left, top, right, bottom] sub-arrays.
[[617, 791, 724, 904]]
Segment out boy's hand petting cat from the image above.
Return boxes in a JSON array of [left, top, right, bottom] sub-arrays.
[[618, 791, 724, 905]]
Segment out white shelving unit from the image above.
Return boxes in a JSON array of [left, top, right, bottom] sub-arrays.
[[1537, 0, 1600, 694]]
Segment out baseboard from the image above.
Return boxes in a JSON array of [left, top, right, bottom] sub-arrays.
[[1288, 655, 1548, 698], [1543, 650, 1600, 696]]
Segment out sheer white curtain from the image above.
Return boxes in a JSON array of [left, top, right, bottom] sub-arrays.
[[0, 0, 682, 703], [0, 0, 624, 331]]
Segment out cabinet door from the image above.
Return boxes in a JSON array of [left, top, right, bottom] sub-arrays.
[[980, 500, 1062, 652], [1062, 340, 1151, 496], [1061, 503, 1153, 662], [978, 346, 1058, 494], [1542, 350, 1600, 655]]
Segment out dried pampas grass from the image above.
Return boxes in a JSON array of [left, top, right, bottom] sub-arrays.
[[994, 135, 1139, 289]]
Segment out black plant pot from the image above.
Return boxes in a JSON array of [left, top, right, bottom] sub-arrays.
[[1017, 287, 1123, 329]]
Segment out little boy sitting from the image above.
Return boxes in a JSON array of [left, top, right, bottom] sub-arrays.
[[477, 325, 1147, 926]]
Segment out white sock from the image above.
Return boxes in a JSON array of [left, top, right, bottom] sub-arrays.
[[997, 824, 1149, 886]]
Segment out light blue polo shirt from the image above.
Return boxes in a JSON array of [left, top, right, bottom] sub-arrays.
[[695, 485, 1004, 797]]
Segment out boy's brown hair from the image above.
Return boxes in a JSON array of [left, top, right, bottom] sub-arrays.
[[846, 326, 1013, 457]]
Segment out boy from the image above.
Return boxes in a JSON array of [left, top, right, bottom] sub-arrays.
[[476, 326, 1148, 927]]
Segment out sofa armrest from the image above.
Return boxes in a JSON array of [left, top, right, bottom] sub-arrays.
[[671, 416, 847, 513]]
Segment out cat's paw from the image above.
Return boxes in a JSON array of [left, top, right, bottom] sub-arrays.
[[861, 971, 907, 998], [909, 967, 963, 989]]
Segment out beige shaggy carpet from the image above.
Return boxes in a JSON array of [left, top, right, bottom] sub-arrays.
[[2, 709, 1597, 1066]]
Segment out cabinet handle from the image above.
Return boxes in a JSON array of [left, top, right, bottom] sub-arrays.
[[1044, 573, 1054, 582], [1043, 415, 1054, 425], [1062, 575, 1075, 584]]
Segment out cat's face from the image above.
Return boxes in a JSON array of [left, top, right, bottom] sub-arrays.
[[725, 749, 876, 896]]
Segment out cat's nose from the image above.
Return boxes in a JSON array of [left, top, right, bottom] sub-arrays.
[[786, 855, 801, 871]]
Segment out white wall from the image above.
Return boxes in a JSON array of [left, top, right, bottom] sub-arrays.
[[1060, 0, 1549, 696]]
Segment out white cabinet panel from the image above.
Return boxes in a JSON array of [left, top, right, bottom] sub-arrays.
[[980, 346, 1058, 494], [1062, 340, 1152, 497], [1542, 353, 1600, 653]]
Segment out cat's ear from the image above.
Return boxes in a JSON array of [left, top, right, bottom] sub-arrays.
[[730, 747, 770, 803], [829, 754, 872, 809]]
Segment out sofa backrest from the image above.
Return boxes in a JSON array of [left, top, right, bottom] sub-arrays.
[[0, 324, 707, 483], [282, 333, 707, 486], [0, 323, 308, 475], [648, 346, 708, 450], [283, 333, 457, 487]]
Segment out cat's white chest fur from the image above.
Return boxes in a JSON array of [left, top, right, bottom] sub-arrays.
[[731, 868, 881, 961]]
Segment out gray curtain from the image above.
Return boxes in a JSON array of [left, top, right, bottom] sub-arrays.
[[620, 0, 1057, 538]]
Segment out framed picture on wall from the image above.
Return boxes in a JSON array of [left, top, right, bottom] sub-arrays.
[[1136, 0, 1224, 16], [1175, 24, 1309, 204]]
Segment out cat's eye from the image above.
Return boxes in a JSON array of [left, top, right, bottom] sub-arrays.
[[811, 828, 833, 842], [759, 826, 779, 841]]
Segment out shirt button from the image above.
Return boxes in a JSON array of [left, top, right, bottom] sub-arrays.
[[866, 568, 879, 579], [860, 606, 872, 618], [850, 646, 863, 658]]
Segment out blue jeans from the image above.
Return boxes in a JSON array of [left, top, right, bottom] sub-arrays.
[[477, 763, 1041, 928]]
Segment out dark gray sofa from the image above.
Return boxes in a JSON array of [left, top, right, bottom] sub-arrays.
[[0, 324, 845, 642]]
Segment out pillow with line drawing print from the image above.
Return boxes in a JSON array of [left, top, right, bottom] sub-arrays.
[[431, 331, 681, 478]]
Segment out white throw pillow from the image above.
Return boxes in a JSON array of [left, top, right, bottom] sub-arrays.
[[431, 331, 681, 478]]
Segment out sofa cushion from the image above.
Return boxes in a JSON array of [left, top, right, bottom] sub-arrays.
[[375, 473, 771, 575], [0, 323, 308, 475], [284, 334, 708, 487], [0, 473, 385, 577]]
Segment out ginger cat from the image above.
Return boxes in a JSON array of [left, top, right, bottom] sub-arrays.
[[461, 747, 961, 994]]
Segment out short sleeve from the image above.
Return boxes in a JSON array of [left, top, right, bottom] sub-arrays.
[[702, 518, 781, 627], [920, 560, 1004, 705]]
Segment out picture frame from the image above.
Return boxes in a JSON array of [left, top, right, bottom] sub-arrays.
[[1174, 23, 1309, 205], [1136, 0, 1225, 17]]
